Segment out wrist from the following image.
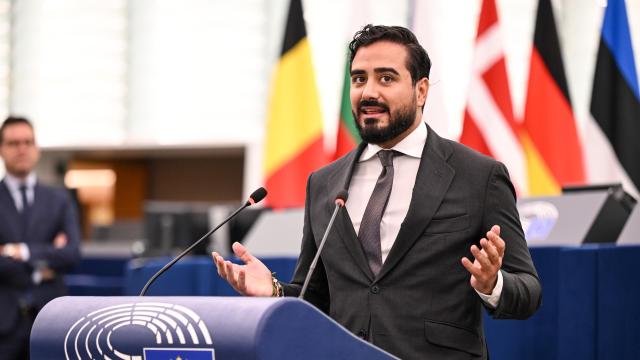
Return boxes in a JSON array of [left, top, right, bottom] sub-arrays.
[[480, 275, 498, 295], [271, 272, 283, 297]]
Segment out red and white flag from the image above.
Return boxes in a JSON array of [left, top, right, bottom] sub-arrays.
[[459, 0, 528, 194]]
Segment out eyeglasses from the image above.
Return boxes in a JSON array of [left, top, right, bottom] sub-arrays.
[[2, 139, 35, 148]]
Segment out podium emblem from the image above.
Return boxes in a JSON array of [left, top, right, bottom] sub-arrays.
[[63, 302, 214, 360], [144, 348, 215, 360], [519, 201, 559, 242]]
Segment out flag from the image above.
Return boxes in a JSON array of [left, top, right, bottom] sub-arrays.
[[522, 0, 585, 194], [334, 0, 368, 160], [586, 0, 640, 196], [264, 0, 328, 208], [334, 56, 361, 159], [459, 0, 528, 194]]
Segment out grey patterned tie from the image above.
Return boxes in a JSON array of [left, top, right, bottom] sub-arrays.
[[358, 150, 397, 276]]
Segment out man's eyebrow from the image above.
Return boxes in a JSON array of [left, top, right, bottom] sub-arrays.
[[350, 68, 400, 76], [374, 67, 399, 75]]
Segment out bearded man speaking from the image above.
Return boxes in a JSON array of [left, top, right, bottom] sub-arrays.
[[212, 24, 541, 359]]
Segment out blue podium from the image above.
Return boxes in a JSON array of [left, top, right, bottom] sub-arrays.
[[31, 296, 397, 360]]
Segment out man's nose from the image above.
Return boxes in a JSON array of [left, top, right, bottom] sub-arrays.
[[361, 80, 380, 101]]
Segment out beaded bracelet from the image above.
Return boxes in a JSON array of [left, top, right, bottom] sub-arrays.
[[271, 272, 283, 297]]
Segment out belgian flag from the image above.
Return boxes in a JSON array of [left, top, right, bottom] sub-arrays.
[[264, 0, 328, 208]]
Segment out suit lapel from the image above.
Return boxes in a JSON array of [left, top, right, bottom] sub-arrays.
[[0, 180, 19, 213], [0, 180, 22, 243], [376, 127, 455, 282], [326, 143, 374, 281], [326, 142, 367, 209]]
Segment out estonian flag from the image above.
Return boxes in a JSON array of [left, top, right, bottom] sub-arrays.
[[586, 0, 640, 197]]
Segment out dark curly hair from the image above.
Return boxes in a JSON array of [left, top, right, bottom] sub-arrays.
[[349, 24, 431, 85]]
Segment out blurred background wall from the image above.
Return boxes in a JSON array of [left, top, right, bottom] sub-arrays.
[[0, 0, 637, 243]]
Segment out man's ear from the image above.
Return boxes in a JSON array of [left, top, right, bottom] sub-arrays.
[[34, 144, 41, 164], [416, 77, 429, 108]]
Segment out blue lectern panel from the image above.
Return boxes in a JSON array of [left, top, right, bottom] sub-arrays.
[[557, 246, 598, 360], [124, 257, 216, 296], [31, 297, 397, 360], [597, 246, 640, 360], [124, 257, 297, 297], [484, 247, 561, 360]]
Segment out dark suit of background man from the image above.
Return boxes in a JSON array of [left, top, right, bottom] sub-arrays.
[[213, 25, 541, 359], [0, 116, 81, 360]]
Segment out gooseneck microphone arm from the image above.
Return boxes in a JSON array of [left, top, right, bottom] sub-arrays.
[[139, 187, 268, 296], [299, 190, 348, 300]]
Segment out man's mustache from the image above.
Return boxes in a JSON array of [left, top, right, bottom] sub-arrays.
[[358, 99, 389, 113]]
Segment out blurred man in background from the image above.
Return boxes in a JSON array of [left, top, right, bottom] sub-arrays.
[[0, 116, 81, 359]]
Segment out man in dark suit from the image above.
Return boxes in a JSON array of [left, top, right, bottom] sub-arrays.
[[0, 116, 81, 359], [212, 25, 541, 359]]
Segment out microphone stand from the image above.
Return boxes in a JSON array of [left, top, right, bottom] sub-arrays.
[[299, 192, 347, 300], [140, 188, 266, 296]]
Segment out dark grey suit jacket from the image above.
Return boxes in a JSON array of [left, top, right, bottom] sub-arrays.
[[0, 180, 81, 334], [283, 126, 541, 359]]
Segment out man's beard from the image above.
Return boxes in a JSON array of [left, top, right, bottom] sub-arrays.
[[353, 99, 416, 145]]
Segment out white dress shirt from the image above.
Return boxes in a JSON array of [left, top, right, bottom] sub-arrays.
[[346, 122, 503, 307], [4, 172, 36, 212]]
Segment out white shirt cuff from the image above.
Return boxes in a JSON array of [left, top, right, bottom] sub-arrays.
[[19, 243, 30, 261], [475, 270, 503, 309], [32, 269, 43, 285]]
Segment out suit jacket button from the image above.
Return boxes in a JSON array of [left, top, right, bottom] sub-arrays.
[[370, 285, 380, 294]]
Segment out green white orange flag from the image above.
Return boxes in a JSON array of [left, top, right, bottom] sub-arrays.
[[264, 0, 328, 208], [334, 57, 361, 159]]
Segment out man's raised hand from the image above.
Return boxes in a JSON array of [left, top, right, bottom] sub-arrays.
[[461, 225, 505, 295], [211, 242, 273, 297]]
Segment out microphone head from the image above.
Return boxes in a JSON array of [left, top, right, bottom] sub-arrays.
[[335, 190, 348, 207], [247, 187, 268, 205]]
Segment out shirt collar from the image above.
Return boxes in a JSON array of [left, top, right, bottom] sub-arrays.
[[3, 172, 37, 192], [359, 121, 428, 162]]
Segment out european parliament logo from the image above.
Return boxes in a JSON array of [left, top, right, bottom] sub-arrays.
[[519, 201, 559, 241], [63, 302, 215, 360], [144, 348, 215, 360]]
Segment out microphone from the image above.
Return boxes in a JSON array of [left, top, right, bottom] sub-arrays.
[[139, 187, 268, 296], [299, 190, 348, 300]]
